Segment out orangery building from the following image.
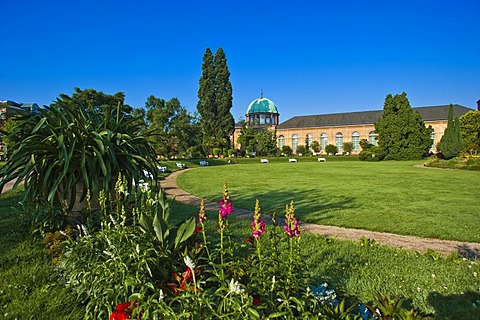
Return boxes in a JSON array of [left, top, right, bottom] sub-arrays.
[[233, 96, 476, 155]]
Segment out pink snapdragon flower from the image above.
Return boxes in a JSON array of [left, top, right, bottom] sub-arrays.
[[252, 220, 266, 238], [251, 199, 266, 239], [218, 182, 233, 219], [219, 199, 233, 218], [284, 201, 300, 237]]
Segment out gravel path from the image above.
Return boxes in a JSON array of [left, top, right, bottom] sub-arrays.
[[161, 168, 480, 259]]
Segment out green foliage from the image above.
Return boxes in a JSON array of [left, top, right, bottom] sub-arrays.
[[53, 87, 132, 114], [296, 144, 307, 155], [197, 47, 235, 153], [359, 139, 385, 161], [367, 295, 434, 319], [424, 156, 480, 171], [311, 140, 321, 153], [213, 147, 222, 157], [61, 186, 196, 318], [140, 96, 200, 158], [282, 145, 293, 156], [325, 144, 338, 155], [459, 110, 480, 153], [375, 93, 433, 160], [343, 142, 354, 154], [255, 128, 278, 156], [237, 123, 277, 157], [439, 104, 463, 159], [0, 90, 158, 226]]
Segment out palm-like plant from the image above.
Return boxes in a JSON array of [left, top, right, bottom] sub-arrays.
[[0, 100, 158, 215]]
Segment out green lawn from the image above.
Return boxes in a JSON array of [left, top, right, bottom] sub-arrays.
[[176, 160, 480, 243]]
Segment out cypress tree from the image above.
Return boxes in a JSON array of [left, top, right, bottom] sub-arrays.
[[439, 104, 463, 159], [214, 48, 235, 150], [197, 48, 217, 154], [375, 92, 433, 160], [197, 47, 234, 154]]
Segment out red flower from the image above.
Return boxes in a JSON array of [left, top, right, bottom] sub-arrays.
[[253, 298, 261, 306], [110, 301, 132, 320], [194, 219, 202, 234]]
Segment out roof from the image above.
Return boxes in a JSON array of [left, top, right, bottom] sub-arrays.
[[246, 97, 279, 114], [277, 104, 474, 129]]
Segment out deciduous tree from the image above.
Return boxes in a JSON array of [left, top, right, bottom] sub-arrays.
[[459, 110, 480, 153]]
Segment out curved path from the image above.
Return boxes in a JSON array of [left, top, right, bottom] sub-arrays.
[[161, 169, 480, 259]]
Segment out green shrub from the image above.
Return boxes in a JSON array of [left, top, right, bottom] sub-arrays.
[[213, 148, 221, 157], [325, 144, 338, 155], [296, 145, 307, 155]]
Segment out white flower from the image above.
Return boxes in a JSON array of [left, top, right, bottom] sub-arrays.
[[184, 255, 196, 270], [431, 273, 436, 279], [229, 278, 244, 294], [474, 272, 478, 277], [159, 289, 164, 301]]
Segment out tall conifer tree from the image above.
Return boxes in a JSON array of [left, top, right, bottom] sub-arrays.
[[375, 92, 433, 160], [197, 48, 216, 153], [197, 47, 234, 155], [439, 104, 463, 159], [214, 48, 235, 149]]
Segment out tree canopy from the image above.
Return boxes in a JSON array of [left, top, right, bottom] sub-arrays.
[[138, 96, 200, 158], [197, 47, 234, 154], [438, 104, 463, 159], [52, 87, 133, 114], [459, 110, 480, 153], [375, 92, 433, 160]]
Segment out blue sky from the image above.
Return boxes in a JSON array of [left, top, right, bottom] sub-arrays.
[[1, 0, 479, 122]]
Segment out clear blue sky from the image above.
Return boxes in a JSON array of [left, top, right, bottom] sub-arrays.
[[1, 0, 479, 122]]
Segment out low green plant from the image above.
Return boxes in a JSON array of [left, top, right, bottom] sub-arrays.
[[61, 183, 196, 318]]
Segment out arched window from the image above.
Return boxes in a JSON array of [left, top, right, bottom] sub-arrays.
[[336, 132, 343, 150], [430, 131, 435, 149], [279, 135, 285, 149], [320, 133, 328, 150], [292, 134, 298, 152], [352, 131, 360, 150], [307, 133, 313, 150], [369, 131, 378, 146]]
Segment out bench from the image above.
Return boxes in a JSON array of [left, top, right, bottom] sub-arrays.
[[158, 166, 167, 173], [176, 162, 186, 169], [317, 158, 326, 162], [260, 159, 269, 163], [289, 158, 297, 163], [199, 160, 209, 166]]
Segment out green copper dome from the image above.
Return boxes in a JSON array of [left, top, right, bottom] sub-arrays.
[[246, 97, 278, 114]]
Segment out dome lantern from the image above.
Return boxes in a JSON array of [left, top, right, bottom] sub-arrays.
[[245, 96, 279, 126]]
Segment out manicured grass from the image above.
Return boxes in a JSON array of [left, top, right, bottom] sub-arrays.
[[176, 160, 480, 242], [0, 189, 83, 319]]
